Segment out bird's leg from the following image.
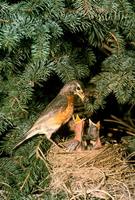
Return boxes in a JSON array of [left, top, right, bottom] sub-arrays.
[[47, 137, 63, 149]]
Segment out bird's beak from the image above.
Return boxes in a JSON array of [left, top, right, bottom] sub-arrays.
[[76, 89, 85, 102]]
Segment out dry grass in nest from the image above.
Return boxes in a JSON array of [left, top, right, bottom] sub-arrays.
[[46, 144, 135, 200]]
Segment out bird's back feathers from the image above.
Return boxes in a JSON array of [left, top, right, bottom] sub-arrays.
[[13, 94, 73, 149]]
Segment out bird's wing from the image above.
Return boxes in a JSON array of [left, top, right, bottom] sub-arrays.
[[13, 95, 68, 149], [35, 94, 68, 124]]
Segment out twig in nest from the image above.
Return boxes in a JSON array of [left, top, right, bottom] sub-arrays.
[[35, 139, 51, 172], [115, 180, 131, 200]]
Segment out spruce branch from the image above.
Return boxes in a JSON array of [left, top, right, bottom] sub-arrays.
[[0, 0, 134, 198], [90, 53, 135, 106]]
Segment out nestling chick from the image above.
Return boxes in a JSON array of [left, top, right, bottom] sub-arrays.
[[87, 119, 102, 149]]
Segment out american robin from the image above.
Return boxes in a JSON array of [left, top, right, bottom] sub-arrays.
[[14, 80, 85, 149]]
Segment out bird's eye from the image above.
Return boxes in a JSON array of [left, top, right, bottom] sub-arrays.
[[76, 86, 81, 90]]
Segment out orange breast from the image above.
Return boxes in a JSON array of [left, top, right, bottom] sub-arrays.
[[55, 95, 74, 124]]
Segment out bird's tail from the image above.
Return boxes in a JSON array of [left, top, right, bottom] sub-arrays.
[[13, 128, 40, 150]]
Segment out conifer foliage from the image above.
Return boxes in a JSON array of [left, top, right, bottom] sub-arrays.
[[0, 0, 134, 198]]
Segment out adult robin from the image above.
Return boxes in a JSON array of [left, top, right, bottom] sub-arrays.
[[13, 80, 85, 149]]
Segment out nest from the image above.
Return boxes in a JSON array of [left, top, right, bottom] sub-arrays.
[[46, 144, 135, 200]]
